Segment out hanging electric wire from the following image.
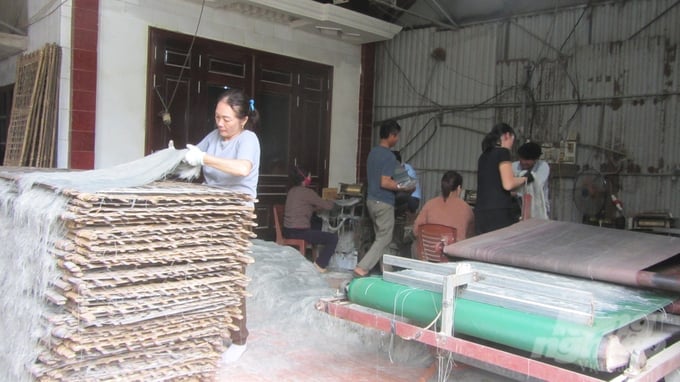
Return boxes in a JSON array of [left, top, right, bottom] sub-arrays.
[[154, 0, 206, 129]]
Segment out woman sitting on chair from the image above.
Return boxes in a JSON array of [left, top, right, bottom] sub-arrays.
[[413, 170, 475, 243], [283, 166, 339, 273]]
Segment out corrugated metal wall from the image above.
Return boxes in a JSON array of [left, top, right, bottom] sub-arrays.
[[373, 0, 680, 224]]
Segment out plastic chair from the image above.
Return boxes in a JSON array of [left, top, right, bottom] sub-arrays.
[[273, 204, 317, 262], [416, 224, 457, 263]]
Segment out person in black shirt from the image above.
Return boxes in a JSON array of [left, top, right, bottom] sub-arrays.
[[474, 123, 533, 234]]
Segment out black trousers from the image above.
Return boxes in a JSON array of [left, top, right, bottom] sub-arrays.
[[283, 227, 338, 268], [474, 208, 518, 235]]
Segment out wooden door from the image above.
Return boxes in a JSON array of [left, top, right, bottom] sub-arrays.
[[146, 30, 195, 152], [146, 28, 332, 240], [296, 71, 331, 188], [253, 55, 331, 239]]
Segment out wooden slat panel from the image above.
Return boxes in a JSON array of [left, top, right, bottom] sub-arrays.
[[3, 49, 41, 165], [3, 43, 61, 167]]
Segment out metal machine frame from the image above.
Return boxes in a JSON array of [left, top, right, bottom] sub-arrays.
[[316, 256, 680, 382]]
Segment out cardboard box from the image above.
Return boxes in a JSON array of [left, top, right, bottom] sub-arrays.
[[322, 187, 338, 200]]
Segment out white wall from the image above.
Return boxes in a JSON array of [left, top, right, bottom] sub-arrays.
[[96, 0, 362, 186], [0, 0, 72, 167]]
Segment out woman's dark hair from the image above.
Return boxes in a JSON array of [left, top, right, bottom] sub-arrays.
[[289, 165, 307, 185], [441, 170, 463, 201], [481, 122, 515, 152], [216, 88, 260, 130]]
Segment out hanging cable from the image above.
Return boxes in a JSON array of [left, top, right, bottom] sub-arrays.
[[559, 4, 588, 52], [369, 0, 457, 30], [400, 115, 439, 163], [382, 44, 441, 107], [553, 5, 589, 139], [154, 86, 172, 130], [375, 83, 521, 126], [155, 0, 206, 128], [628, 0, 680, 40], [24, 0, 68, 30]]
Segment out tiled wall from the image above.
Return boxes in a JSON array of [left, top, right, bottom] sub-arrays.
[[70, 0, 98, 169]]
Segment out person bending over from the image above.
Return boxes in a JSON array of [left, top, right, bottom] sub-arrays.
[[184, 88, 260, 364], [512, 141, 550, 219]]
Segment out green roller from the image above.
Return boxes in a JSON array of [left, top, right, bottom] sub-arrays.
[[347, 276, 675, 371]]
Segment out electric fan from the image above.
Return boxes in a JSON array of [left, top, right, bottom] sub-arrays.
[[573, 170, 608, 219]]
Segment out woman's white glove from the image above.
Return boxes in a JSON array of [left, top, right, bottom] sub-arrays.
[[184, 144, 205, 166]]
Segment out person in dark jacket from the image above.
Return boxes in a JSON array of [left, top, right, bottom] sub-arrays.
[[474, 123, 533, 234]]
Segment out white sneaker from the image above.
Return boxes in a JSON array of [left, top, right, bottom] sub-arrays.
[[221, 343, 247, 364]]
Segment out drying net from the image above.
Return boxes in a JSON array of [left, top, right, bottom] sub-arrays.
[[0, 148, 256, 381], [215, 239, 433, 380]]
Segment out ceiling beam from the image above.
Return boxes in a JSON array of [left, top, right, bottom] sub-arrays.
[[369, 0, 457, 30], [428, 0, 458, 28]]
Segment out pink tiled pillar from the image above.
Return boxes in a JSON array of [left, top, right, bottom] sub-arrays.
[[70, 0, 98, 169]]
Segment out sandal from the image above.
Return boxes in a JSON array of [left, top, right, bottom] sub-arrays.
[[314, 262, 328, 273], [352, 268, 368, 278]]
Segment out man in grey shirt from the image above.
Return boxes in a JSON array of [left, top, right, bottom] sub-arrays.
[[354, 120, 413, 277]]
